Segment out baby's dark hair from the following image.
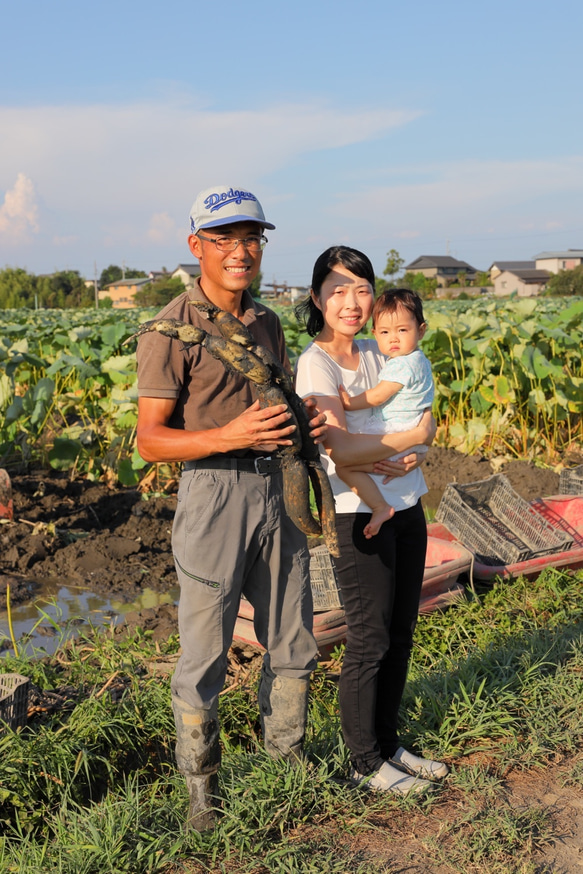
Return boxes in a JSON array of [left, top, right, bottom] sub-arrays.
[[373, 288, 425, 329]]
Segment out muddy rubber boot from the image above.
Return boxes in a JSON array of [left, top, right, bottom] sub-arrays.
[[172, 695, 221, 832], [258, 664, 310, 761]]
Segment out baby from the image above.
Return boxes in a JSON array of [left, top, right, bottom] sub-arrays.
[[337, 288, 434, 538]]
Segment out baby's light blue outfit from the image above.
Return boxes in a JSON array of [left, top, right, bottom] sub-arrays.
[[372, 349, 434, 429], [360, 349, 434, 462]]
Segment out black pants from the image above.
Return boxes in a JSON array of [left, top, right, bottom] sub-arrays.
[[334, 501, 427, 776]]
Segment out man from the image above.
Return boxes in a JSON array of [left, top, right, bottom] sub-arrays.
[[136, 185, 322, 831]]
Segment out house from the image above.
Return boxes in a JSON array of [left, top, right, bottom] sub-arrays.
[[148, 270, 170, 282], [533, 250, 583, 274], [492, 269, 550, 298], [404, 256, 477, 287], [99, 277, 151, 309], [171, 264, 200, 289], [488, 260, 535, 281]]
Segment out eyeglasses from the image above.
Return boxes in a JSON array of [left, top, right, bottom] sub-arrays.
[[197, 232, 268, 253]]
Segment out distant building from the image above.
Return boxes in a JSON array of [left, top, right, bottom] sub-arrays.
[[492, 269, 550, 298], [289, 286, 308, 303], [148, 270, 169, 282], [488, 260, 535, 281], [171, 264, 200, 289], [99, 277, 151, 309], [404, 256, 477, 287], [533, 250, 583, 274]]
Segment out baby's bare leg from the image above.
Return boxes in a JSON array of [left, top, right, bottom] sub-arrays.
[[336, 465, 395, 538]]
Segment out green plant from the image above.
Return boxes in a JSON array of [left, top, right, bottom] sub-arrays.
[[0, 567, 581, 872]]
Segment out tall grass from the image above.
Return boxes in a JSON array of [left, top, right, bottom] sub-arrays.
[[0, 566, 581, 872]]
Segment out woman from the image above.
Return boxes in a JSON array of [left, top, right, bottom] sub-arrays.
[[295, 245, 448, 795]]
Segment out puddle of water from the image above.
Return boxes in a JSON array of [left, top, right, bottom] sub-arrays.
[[0, 580, 179, 658]]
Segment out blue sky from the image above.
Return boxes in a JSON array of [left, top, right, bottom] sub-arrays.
[[1, 0, 582, 287]]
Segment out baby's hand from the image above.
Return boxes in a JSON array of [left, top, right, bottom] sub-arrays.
[[338, 384, 353, 410]]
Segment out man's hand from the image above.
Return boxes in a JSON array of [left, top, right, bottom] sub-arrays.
[[233, 399, 297, 452], [303, 396, 328, 445]]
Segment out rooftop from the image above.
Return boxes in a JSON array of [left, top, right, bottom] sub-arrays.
[[498, 268, 550, 282], [489, 260, 535, 271], [405, 255, 477, 272], [105, 277, 150, 288], [173, 264, 200, 277], [533, 250, 583, 260]]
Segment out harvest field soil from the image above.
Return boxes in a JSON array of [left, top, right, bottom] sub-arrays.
[[1, 446, 580, 623], [1, 447, 583, 873]]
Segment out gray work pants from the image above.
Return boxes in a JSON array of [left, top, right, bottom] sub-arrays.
[[170, 464, 318, 710]]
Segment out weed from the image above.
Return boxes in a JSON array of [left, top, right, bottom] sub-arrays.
[[0, 567, 581, 872], [427, 797, 555, 873]]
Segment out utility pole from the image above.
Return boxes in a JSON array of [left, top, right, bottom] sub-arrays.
[[94, 261, 99, 309]]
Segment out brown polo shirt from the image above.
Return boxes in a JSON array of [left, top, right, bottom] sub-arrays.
[[136, 279, 290, 445]]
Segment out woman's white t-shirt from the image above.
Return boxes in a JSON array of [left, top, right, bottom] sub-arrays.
[[295, 338, 427, 514]]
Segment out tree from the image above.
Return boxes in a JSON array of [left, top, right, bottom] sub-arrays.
[[375, 249, 405, 294], [0, 267, 37, 308], [36, 270, 93, 308], [473, 271, 493, 288], [544, 265, 583, 296], [133, 276, 186, 308], [248, 270, 263, 299], [99, 264, 147, 289], [400, 271, 438, 299], [384, 249, 405, 281]]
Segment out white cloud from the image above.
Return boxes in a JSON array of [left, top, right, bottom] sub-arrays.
[[2, 96, 582, 274], [52, 234, 78, 246], [0, 173, 39, 243], [334, 157, 583, 228], [147, 211, 182, 245], [395, 229, 420, 239], [326, 157, 583, 256], [0, 98, 420, 245]]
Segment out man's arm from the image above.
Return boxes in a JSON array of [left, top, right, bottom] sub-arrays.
[[136, 397, 298, 463]]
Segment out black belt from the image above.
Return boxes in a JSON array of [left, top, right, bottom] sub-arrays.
[[183, 456, 281, 475]]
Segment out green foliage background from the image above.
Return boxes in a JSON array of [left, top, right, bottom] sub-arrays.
[[0, 296, 581, 480]]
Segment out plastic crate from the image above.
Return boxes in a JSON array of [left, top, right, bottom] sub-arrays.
[[0, 674, 29, 731], [435, 474, 574, 566], [559, 465, 583, 496], [309, 546, 343, 611]]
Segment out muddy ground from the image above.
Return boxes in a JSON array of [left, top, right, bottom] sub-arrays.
[[0, 446, 578, 627], [2, 447, 583, 871]]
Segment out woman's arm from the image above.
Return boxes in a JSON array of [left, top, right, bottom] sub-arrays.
[[315, 394, 435, 467]]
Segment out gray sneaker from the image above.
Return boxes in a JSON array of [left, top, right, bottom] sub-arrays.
[[388, 746, 449, 780], [350, 761, 433, 796]]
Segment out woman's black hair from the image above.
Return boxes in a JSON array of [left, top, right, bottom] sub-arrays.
[[294, 245, 376, 337]]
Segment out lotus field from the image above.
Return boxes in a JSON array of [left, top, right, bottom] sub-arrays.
[[0, 296, 581, 479]]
